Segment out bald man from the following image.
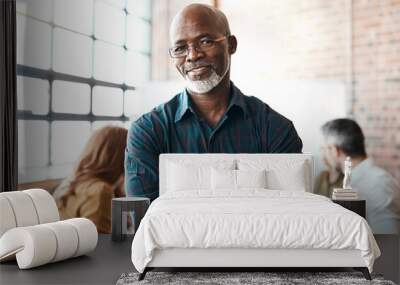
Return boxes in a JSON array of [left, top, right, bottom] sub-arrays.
[[125, 4, 303, 200]]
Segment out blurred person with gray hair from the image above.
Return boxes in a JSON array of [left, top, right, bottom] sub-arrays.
[[315, 118, 400, 234]]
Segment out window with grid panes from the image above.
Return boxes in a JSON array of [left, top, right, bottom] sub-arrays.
[[16, 0, 152, 183]]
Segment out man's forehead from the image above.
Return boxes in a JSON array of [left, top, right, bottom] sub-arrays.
[[169, 5, 227, 44], [170, 22, 221, 44]]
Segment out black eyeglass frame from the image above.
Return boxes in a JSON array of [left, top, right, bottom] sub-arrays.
[[168, 35, 231, 58]]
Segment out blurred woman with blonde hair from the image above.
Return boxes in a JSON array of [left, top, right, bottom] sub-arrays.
[[56, 126, 128, 233]]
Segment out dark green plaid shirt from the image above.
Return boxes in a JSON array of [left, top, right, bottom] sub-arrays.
[[125, 82, 303, 200]]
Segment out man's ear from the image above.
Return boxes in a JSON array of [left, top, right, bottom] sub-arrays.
[[228, 35, 237, 54]]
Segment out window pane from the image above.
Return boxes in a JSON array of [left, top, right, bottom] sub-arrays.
[[124, 121, 132, 129], [18, 120, 49, 168], [124, 89, 145, 118], [51, 121, 91, 165], [53, 27, 93, 77], [17, 76, 49, 115], [17, 14, 51, 69], [95, 1, 125, 46], [92, 86, 123, 116], [53, 0, 93, 35], [124, 82, 179, 119], [92, 121, 125, 130], [16, 0, 53, 22], [101, 0, 125, 9], [126, 16, 151, 53], [125, 51, 150, 86], [47, 164, 73, 181], [93, 41, 124, 83], [126, 0, 151, 20], [52, 80, 91, 114]]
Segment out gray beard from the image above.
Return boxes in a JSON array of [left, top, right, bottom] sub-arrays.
[[185, 59, 230, 94]]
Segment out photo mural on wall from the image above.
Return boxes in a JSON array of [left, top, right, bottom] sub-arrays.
[[16, 0, 400, 235]]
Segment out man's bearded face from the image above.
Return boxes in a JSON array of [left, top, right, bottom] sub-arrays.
[[170, 15, 231, 94]]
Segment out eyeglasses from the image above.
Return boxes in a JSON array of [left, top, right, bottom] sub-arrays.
[[169, 36, 229, 58]]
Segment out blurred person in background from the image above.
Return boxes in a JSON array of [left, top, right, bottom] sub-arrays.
[[315, 118, 400, 234], [56, 126, 127, 233], [314, 155, 344, 198]]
